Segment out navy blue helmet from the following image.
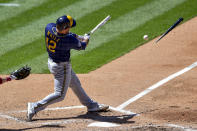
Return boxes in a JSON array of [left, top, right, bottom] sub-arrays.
[[56, 15, 76, 31]]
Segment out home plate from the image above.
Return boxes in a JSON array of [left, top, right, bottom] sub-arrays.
[[88, 122, 120, 127]]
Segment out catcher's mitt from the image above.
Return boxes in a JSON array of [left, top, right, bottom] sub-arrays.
[[11, 66, 31, 80]]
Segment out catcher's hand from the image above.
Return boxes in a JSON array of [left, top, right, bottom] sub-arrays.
[[10, 66, 31, 80]]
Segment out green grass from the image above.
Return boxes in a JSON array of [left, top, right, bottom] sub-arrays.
[[0, 0, 196, 74], [0, 38, 45, 72], [0, 0, 79, 36], [72, 0, 152, 34], [0, 0, 14, 3], [0, 0, 48, 22]]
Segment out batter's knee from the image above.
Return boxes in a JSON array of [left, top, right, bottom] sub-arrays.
[[54, 91, 66, 101]]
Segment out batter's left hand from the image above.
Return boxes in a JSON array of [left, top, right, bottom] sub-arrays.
[[84, 33, 90, 40]]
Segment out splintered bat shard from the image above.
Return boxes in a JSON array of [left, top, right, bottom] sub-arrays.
[[88, 15, 111, 35], [155, 17, 184, 43]]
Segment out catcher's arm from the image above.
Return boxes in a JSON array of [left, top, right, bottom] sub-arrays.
[[0, 77, 12, 85]]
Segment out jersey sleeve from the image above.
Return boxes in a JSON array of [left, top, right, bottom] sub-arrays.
[[68, 34, 87, 50]]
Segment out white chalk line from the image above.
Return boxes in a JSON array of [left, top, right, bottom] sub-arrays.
[[0, 3, 20, 7], [6, 105, 135, 115], [0, 111, 91, 127], [0, 112, 27, 124], [109, 106, 137, 115], [88, 122, 120, 127], [0, 105, 86, 125], [34, 119, 92, 126], [167, 124, 197, 131], [0, 105, 136, 126], [117, 61, 197, 110], [87, 123, 197, 129], [6, 105, 85, 113], [116, 124, 197, 131]]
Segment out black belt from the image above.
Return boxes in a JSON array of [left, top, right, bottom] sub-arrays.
[[50, 59, 70, 64]]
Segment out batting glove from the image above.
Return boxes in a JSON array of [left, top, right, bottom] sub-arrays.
[[84, 33, 90, 40]]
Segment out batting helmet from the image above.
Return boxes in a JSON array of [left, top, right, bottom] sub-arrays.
[[56, 15, 76, 31]]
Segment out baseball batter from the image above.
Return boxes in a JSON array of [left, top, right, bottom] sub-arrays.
[[27, 15, 109, 121]]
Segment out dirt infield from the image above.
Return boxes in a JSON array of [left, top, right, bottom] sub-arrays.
[[0, 17, 197, 130]]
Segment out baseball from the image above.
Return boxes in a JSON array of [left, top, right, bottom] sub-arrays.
[[143, 35, 148, 40]]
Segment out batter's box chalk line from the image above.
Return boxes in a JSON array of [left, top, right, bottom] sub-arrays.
[[0, 105, 137, 126], [167, 124, 197, 131]]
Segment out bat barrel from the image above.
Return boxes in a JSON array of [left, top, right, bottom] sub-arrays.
[[90, 15, 111, 34], [155, 17, 183, 43]]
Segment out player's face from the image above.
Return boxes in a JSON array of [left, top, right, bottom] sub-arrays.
[[60, 27, 70, 34], [65, 27, 70, 33]]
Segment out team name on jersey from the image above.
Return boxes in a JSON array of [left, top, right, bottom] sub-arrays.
[[47, 31, 60, 42]]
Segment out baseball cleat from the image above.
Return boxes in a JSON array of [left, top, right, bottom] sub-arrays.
[[88, 104, 109, 112], [27, 102, 35, 121]]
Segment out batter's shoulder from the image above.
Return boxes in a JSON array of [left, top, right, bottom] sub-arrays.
[[67, 32, 77, 38], [45, 23, 56, 29]]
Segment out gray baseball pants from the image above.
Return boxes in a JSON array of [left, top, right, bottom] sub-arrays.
[[33, 58, 98, 113]]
